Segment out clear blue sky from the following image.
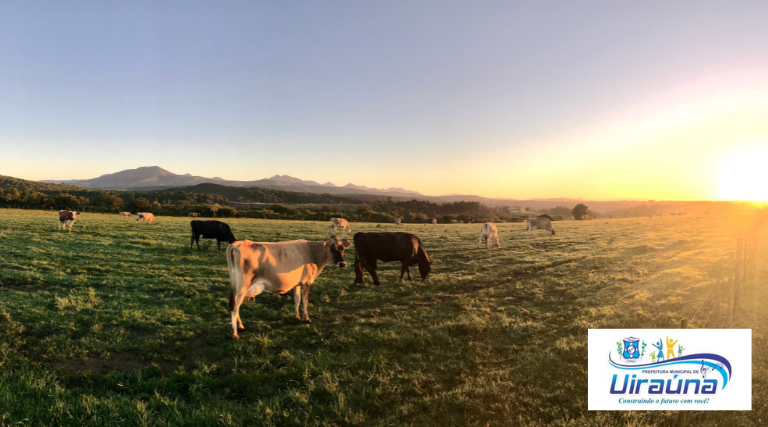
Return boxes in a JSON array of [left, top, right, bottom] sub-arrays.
[[2, 1, 767, 199]]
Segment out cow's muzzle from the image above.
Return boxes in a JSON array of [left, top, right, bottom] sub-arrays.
[[336, 262, 347, 268]]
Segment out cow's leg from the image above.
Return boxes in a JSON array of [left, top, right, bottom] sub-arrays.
[[233, 282, 264, 335], [293, 286, 302, 319], [366, 260, 381, 286], [190, 234, 195, 249], [301, 283, 311, 323], [196, 237, 201, 250], [478, 235, 483, 248], [217, 240, 222, 251], [354, 259, 365, 284], [405, 265, 412, 281]]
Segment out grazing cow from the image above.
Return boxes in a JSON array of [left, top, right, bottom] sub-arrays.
[[353, 232, 433, 286], [226, 237, 351, 338], [136, 212, 157, 224], [191, 220, 237, 250], [459, 220, 464, 224], [330, 217, 351, 232], [526, 217, 555, 235], [450, 220, 459, 224], [432, 219, 437, 225], [58, 210, 79, 231], [395, 218, 401, 227], [479, 222, 500, 248], [119, 212, 133, 217], [188, 212, 201, 217]]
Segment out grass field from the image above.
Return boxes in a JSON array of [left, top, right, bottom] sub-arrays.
[[0, 209, 765, 426]]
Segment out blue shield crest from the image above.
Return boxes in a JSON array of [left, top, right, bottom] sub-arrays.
[[623, 337, 640, 359]]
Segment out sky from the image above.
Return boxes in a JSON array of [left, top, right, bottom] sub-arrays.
[[1, 1, 767, 200]]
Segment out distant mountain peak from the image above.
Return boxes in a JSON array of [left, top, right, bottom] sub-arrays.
[[41, 166, 423, 197]]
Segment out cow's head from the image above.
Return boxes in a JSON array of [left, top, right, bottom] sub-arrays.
[[326, 237, 352, 268], [418, 260, 434, 281], [550, 228, 556, 235], [72, 211, 80, 218]]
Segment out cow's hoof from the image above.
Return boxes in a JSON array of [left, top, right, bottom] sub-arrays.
[[304, 319, 312, 324], [232, 334, 240, 339], [237, 325, 245, 331]]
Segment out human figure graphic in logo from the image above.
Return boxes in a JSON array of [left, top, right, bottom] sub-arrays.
[[666, 336, 678, 360], [652, 339, 664, 362], [622, 337, 640, 359]]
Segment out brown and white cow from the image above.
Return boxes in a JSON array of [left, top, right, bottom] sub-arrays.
[[188, 212, 201, 217], [431, 219, 437, 225], [119, 212, 133, 217], [395, 218, 401, 227], [226, 237, 351, 338], [479, 222, 500, 248], [526, 217, 555, 235], [136, 212, 157, 224], [330, 217, 351, 232], [58, 210, 79, 231]]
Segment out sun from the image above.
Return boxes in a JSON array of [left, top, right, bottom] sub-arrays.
[[719, 145, 768, 201]]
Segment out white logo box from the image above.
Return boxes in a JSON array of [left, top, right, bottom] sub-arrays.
[[588, 329, 751, 410]]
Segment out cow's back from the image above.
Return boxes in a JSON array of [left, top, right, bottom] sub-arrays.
[[354, 232, 421, 262]]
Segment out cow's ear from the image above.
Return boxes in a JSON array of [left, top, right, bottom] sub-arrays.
[[341, 239, 351, 248]]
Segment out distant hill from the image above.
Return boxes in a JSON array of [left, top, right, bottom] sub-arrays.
[[42, 166, 424, 197]]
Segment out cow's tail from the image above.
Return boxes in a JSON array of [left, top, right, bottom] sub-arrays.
[[226, 243, 241, 311]]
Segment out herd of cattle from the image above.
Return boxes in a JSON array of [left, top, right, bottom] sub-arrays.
[[55, 209, 558, 338]]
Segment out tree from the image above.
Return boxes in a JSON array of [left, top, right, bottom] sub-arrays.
[[5, 188, 20, 202], [55, 193, 86, 210], [94, 193, 124, 209], [130, 197, 151, 211], [572, 204, 589, 220]]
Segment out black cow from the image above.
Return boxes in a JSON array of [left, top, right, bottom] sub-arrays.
[[190, 220, 237, 250], [353, 232, 433, 286]]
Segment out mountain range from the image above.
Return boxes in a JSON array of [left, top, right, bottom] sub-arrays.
[[42, 166, 423, 197]]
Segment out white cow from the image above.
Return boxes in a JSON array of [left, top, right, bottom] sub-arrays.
[[479, 222, 500, 248], [330, 218, 351, 232], [526, 217, 555, 235], [226, 238, 351, 338]]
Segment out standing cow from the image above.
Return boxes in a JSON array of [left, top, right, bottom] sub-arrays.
[[136, 212, 157, 224], [330, 218, 351, 232], [431, 219, 437, 225], [395, 218, 401, 227], [58, 210, 79, 231], [188, 212, 201, 217], [190, 220, 237, 250], [119, 212, 133, 217], [353, 232, 433, 286], [526, 217, 555, 235], [226, 237, 351, 338], [479, 222, 500, 248]]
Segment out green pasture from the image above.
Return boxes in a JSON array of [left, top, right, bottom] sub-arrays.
[[0, 209, 765, 426]]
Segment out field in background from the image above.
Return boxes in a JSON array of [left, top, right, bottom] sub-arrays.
[[0, 209, 765, 426]]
